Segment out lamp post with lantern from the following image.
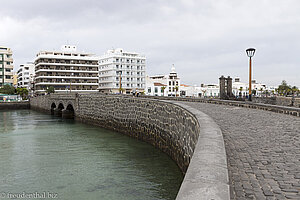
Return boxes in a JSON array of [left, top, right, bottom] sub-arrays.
[[246, 48, 256, 101]]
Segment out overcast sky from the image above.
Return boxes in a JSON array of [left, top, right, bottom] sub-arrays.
[[1, 0, 299, 87]]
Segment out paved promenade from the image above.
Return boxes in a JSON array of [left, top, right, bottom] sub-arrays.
[[183, 102, 300, 199]]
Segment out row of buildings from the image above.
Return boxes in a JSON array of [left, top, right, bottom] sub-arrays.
[[1, 45, 146, 94], [1, 45, 275, 98]]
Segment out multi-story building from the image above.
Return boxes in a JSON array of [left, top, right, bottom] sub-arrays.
[[34, 45, 99, 94], [98, 48, 146, 94], [17, 63, 35, 89], [0, 46, 14, 87], [145, 65, 181, 96]]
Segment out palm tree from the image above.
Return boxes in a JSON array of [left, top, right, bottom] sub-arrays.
[[118, 87, 125, 94], [259, 88, 263, 97], [239, 87, 243, 97], [174, 86, 179, 97], [161, 86, 166, 96], [201, 89, 207, 97]]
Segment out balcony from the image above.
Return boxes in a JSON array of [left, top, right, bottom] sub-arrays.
[[35, 75, 98, 80], [35, 68, 98, 74], [35, 62, 98, 68], [35, 82, 98, 86]]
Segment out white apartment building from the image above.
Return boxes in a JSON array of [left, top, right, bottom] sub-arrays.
[[34, 45, 99, 94], [0, 46, 14, 87], [145, 66, 181, 96], [98, 48, 146, 94], [17, 63, 35, 89]]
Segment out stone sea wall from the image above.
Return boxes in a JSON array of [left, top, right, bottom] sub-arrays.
[[76, 94, 200, 173], [30, 93, 230, 200], [30, 94, 199, 173], [0, 101, 30, 110]]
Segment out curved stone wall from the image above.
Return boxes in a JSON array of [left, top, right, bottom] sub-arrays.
[[30, 93, 230, 200], [76, 94, 200, 173]]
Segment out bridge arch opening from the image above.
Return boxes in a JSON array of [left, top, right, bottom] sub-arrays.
[[62, 104, 75, 119], [58, 103, 64, 110], [50, 103, 56, 115], [53, 103, 64, 117]]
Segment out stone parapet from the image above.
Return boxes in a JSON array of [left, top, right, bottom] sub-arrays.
[[253, 96, 300, 108], [142, 96, 300, 117]]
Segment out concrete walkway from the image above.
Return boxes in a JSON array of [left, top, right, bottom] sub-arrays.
[[183, 102, 300, 200]]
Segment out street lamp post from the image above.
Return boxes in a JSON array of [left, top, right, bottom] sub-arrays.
[[246, 48, 256, 101]]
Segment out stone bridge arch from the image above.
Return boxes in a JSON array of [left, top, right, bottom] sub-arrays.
[[50, 99, 76, 119], [50, 102, 56, 115]]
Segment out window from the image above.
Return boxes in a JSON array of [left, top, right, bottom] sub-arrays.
[[176, 81, 178, 86], [148, 87, 151, 93], [155, 87, 158, 93], [169, 81, 171, 86], [116, 65, 119, 69]]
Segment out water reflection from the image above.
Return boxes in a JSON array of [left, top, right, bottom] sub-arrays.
[[0, 110, 183, 200]]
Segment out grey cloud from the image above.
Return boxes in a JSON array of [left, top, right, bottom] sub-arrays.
[[0, 0, 300, 87]]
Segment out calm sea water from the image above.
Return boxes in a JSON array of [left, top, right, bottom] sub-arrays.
[[0, 110, 183, 200]]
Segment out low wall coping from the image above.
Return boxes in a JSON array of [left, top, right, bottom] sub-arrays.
[[164, 101, 230, 200]]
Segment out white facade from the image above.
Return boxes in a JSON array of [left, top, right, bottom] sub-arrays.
[[17, 63, 35, 89], [0, 46, 14, 86], [145, 66, 181, 97], [145, 76, 167, 96], [98, 48, 146, 94], [34, 45, 99, 93]]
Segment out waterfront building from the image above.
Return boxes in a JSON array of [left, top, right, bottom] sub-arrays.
[[180, 84, 200, 97], [17, 63, 35, 90], [98, 48, 146, 94], [145, 65, 181, 97], [0, 46, 14, 87], [34, 45, 99, 94], [145, 76, 167, 96]]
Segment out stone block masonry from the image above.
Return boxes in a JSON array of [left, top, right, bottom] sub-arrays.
[[76, 94, 200, 173]]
